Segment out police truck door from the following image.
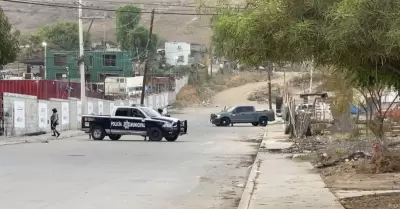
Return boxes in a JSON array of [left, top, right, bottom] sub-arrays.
[[111, 108, 132, 135], [111, 107, 147, 135]]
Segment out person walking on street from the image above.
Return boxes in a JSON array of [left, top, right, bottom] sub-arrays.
[[50, 108, 60, 137]]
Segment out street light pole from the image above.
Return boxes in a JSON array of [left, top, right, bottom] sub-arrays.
[[66, 67, 71, 130], [42, 42, 47, 79], [78, 0, 86, 112]]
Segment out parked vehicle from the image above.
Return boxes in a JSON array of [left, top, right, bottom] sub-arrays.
[[295, 104, 314, 113], [81, 106, 187, 141], [210, 105, 275, 126], [104, 76, 143, 97], [378, 104, 400, 121]]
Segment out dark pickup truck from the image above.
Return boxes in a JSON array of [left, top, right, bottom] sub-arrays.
[[210, 105, 275, 126], [81, 106, 187, 141]]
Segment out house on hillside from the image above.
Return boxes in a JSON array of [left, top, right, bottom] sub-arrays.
[[164, 42, 207, 66], [44, 50, 134, 83]]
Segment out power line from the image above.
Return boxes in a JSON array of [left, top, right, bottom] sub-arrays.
[[0, 0, 219, 15], [87, 0, 226, 9]]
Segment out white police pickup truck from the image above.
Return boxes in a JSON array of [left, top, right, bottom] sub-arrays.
[[81, 106, 188, 141]]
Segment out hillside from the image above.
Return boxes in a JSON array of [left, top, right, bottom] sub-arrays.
[[1, 0, 213, 45]]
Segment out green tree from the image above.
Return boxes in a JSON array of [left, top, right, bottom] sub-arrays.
[[18, 22, 91, 60], [212, 0, 400, 137], [116, 5, 158, 59], [38, 22, 90, 50], [0, 8, 20, 66]]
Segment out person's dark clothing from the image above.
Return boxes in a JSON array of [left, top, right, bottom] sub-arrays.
[[50, 110, 60, 137]]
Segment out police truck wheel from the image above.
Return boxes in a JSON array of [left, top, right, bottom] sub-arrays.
[[91, 126, 105, 140], [259, 117, 268, 126], [251, 122, 259, 126], [109, 134, 121, 141], [148, 127, 163, 141], [165, 135, 179, 142]]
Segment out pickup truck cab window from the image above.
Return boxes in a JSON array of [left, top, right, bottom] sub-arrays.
[[132, 108, 146, 118], [225, 106, 235, 112], [242, 106, 255, 112], [115, 107, 146, 118], [141, 107, 161, 118], [115, 108, 131, 117], [235, 106, 253, 113]]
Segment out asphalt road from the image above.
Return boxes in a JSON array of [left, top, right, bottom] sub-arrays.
[[0, 107, 266, 209]]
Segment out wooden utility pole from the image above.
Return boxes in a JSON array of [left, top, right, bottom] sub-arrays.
[[140, 9, 155, 105], [268, 66, 273, 110], [209, 45, 213, 77]]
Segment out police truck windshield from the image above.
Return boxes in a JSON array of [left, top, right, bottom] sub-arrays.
[[141, 107, 161, 117]]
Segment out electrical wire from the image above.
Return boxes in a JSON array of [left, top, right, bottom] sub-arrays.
[[89, 0, 228, 9], [0, 0, 219, 15]]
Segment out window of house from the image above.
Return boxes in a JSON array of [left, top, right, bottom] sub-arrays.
[[88, 55, 93, 66], [103, 54, 116, 66], [177, 55, 184, 62], [54, 54, 67, 66], [55, 73, 66, 79]]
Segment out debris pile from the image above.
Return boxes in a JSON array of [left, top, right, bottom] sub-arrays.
[[247, 84, 281, 102]]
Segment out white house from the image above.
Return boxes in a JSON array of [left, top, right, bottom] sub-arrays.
[[164, 42, 191, 66]]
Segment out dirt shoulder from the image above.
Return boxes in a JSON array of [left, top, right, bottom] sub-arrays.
[[279, 135, 400, 209]]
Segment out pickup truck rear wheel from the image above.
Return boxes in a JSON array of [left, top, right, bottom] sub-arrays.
[[91, 126, 105, 140], [259, 117, 268, 126], [109, 134, 121, 141], [148, 127, 163, 141], [252, 122, 259, 126]]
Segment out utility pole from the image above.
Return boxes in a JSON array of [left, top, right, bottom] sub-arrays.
[[309, 62, 314, 93], [78, 0, 86, 113], [268, 65, 273, 110], [140, 9, 155, 105], [66, 66, 71, 130], [209, 45, 213, 77]]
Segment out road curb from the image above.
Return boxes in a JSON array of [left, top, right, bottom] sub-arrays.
[[0, 132, 85, 147], [237, 131, 267, 209]]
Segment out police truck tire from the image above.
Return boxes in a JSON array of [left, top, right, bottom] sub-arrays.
[[252, 122, 259, 126], [259, 117, 268, 126], [165, 135, 179, 142], [148, 127, 163, 141], [91, 126, 105, 140], [109, 134, 121, 141]]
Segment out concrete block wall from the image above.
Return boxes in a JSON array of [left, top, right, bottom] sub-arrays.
[[37, 99, 50, 132], [2, 93, 38, 136], [1, 76, 188, 137]]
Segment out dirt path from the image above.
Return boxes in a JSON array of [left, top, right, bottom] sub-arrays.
[[211, 72, 301, 108]]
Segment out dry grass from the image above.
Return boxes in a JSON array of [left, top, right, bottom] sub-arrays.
[[173, 71, 271, 107], [357, 151, 400, 174], [247, 84, 281, 102], [340, 193, 400, 209]]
